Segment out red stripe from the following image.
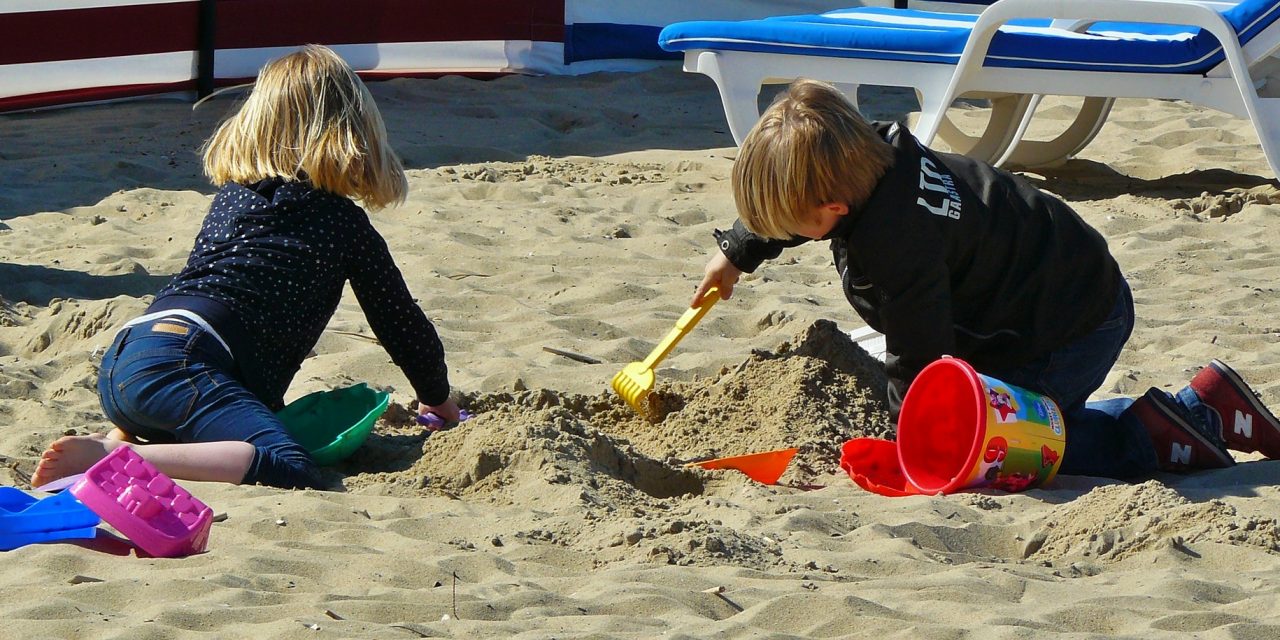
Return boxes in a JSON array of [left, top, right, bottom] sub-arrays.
[[0, 81, 195, 113], [210, 71, 512, 87], [360, 70, 509, 80], [0, 66, 520, 114], [0, 4, 199, 66], [216, 0, 564, 49]]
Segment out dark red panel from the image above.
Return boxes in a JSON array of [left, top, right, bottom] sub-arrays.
[[530, 0, 566, 42], [0, 3, 199, 66], [0, 0, 566, 112], [0, 0, 563, 68], [215, 0, 564, 48]]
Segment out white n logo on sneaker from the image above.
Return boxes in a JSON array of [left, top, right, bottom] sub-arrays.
[[1234, 410, 1253, 439], [1170, 442, 1192, 466]]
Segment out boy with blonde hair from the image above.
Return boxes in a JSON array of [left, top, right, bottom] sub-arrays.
[[695, 79, 1280, 477]]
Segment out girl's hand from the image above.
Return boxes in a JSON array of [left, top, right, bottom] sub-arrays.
[[693, 251, 742, 307], [419, 398, 461, 422]]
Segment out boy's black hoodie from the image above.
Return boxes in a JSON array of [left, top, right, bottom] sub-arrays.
[[715, 123, 1121, 417]]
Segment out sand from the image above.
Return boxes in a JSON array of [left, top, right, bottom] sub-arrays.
[[1, 67, 1279, 639]]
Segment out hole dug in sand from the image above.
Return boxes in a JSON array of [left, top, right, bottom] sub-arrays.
[[333, 321, 1280, 571], [339, 320, 895, 568], [346, 320, 893, 497]]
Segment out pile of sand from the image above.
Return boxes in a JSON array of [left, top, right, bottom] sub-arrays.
[[346, 319, 891, 491], [328, 319, 1280, 571], [330, 320, 892, 569], [1026, 481, 1280, 565]]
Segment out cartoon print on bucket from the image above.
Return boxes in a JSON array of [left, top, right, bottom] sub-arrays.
[[896, 357, 1066, 495]]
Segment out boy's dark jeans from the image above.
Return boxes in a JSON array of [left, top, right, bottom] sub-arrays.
[[97, 316, 323, 489], [989, 279, 1163, 478]]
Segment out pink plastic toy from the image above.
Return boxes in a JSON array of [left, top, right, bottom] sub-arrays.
[[70, 446, 213, 557], [415, 409, 473, 431]]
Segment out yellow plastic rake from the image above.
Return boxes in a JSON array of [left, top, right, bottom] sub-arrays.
[[611, 287, 720, 415]]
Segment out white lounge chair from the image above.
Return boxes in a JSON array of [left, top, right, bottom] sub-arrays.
[[659, 0, 1280, 176]]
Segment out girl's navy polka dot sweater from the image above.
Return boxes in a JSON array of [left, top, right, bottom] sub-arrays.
[[146, 178, 450, 411]]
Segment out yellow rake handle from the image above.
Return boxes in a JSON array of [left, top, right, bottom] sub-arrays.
[[640, 287, 720, 370]]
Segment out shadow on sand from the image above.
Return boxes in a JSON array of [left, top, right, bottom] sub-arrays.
[[0, 263, 169, 306]]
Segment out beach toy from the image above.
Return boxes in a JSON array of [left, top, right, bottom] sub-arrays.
[[840, 357, 1066, 496], [416, 409, 474, 431], [0, 487, 100, 551], [277, 383, 391, 465], [612, 287, 720, 415], [688, 447, 799, 485], [839, 438, 921, 498], [32, 472, 86, 494], [70, 446, 213, 557], [896, 357, 1066, 494]]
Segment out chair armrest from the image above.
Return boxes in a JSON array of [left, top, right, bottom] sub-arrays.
[[1188, 1, 1242, 10], [978, 0, 1230, 32], [959, 0, 1238, 71], [1049, 0, 1233, 35]]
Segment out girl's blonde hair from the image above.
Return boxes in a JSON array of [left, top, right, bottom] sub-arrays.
[[202, 44, 406, 210], [733, 79, 895, 240]]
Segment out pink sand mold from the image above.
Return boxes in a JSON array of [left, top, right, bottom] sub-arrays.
[[70, 446, 213, 557], [0, 487, 100, 551]]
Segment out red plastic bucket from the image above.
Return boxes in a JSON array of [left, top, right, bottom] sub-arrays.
[[897, 357, 1066, 494]]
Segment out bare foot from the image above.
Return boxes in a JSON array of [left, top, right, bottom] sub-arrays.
[[31, 433, 125, 489]]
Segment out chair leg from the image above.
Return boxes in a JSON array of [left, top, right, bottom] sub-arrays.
[[1000, 97, 1114, 169], [687, 51, 766, 145], [832, 82, 862, 112], [926, 94, 1034, 165], [991, 94, 1044, 167], [1247, 97, 1280, 179], [912, 86, 953, 148], [1211, 30, 1280, 179]]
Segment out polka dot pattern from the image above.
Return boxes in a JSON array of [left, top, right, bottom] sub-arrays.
[[153, 179, 450, 407]]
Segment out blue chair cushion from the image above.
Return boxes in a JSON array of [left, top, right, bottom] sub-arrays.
[[659, 2, 1280, 75]]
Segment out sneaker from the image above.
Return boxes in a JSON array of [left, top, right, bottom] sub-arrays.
[[1189, 360, 1280, 459], [1130, 388, 1235, 472]]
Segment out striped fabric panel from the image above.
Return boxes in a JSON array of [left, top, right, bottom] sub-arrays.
[[1, 0, 563, 65], [0, 0, 565, 111]]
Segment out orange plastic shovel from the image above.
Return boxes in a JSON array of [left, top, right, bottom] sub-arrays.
[[687, 447, 799, 485]]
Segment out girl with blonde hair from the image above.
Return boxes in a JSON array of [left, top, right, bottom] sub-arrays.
[[33, 45, 460, 489]]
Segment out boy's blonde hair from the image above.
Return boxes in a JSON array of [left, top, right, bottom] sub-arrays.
[[202, 44, 407, 210], [733, 79, 895, 240]]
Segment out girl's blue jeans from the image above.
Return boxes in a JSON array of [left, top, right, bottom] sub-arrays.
[[97, 316, 323, 489], [988, 278, 1164, 478]]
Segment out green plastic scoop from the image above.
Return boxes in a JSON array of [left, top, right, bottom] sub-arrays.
[[277, 383, 390, 465]]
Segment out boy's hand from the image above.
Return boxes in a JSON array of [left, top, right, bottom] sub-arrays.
[[694, 252, 742, 306]]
